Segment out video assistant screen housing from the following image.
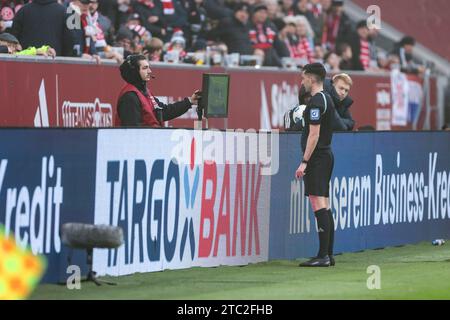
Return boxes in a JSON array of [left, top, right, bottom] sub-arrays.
[[201, 73, 230, 118]]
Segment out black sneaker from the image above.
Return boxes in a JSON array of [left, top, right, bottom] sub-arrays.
[[329, 255, 335, 266], [299, 255, 330, 267]]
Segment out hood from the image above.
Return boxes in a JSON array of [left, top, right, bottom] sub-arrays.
[[119, 56, 147, 94]]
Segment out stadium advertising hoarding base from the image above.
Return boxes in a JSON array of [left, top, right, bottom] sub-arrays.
[[270, 132, 450, 260], [0, 128, 449, 282]]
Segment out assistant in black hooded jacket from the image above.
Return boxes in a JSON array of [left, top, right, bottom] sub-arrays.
[[11, 0, 73, 56], [117, 54, 201, 127]]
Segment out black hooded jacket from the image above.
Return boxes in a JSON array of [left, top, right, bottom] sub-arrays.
[[11, 0, 73, 56], [323, 78, 355, 131], [287, 78, 354, 131], [117, 58, 193, 126]]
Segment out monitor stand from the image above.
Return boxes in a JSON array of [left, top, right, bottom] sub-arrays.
[[194, 119, 209, 130]]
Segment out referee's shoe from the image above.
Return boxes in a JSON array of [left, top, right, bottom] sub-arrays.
[[299, 255, 331, 267]]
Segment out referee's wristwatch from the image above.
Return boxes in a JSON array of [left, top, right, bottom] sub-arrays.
[[301, 159, 308, 165]]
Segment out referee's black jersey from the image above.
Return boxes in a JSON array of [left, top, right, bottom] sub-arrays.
[[301, 90, 335, 152]]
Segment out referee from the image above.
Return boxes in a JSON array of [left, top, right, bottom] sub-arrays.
[[295, 63, 336, 267]]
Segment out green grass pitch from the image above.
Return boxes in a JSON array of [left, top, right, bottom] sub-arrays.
[[31, 242, 450, 300]]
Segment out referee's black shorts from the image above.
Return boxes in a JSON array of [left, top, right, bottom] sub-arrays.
[[303, 148, 334, 197]]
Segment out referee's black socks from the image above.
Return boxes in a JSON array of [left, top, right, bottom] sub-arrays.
[[314, 208, 330, 258], [327, 209, 335, 256]]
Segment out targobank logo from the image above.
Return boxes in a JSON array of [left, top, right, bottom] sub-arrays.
[[93, 129, 273, 276]]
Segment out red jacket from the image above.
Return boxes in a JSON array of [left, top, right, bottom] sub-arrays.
[[115, 83, 162, 127]]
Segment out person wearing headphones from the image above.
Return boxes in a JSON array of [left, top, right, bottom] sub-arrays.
[[116, 54, 201, 127]]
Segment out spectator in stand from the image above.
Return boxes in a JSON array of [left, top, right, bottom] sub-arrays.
[[1, 0, 26, 32], [278, 18, 293, 39], [130, 22, 152, 53], [96, 0, 116, 31], [124, 13, 150, 41], [90, 0, 114, 42], [293, 0, 307, 15], [349, 20, 373, 71], [11, 0, 73, 56], [377, 50, 390, 71], [97, 0, 132, 32], [280, 0, 294, 16], [186, 38, 207, 65], [336, 42, 354, 70], [208, 2, 254, 56], [391, 35, 426, 75], [294, 0, 323, 44], [368, 27, 380, 70], [91, 1, 107, 51], [306, 0, 325, 45], [282, 15, 314, 66], [323, 51, 340, 73], [94, 0, 118, 44], [115, 26, 134, 57], [183, 0, 208, 48], [0, 32, 56, 56], [203, 0, 232, 21], [132, 0, 166, 40], [321, 0, 352, 52], [90, 0, 123, 63], [161, 0, 188, 39], [143, 37, 164, 61], [248, 3, 289, 67], [321, 0, 332, 11], [387, 52, 401, 70], [164, 30, 187, 62], [265, 0, 283, 24], [242, 0, 257, 7], [69, 0, 100, 62], [313, 44, 324, 63]]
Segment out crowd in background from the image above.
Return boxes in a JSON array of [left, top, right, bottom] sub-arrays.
[[0, 0, 426, 74]]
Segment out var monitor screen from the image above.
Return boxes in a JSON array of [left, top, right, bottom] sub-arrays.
[[201, 73, 230, 118]]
